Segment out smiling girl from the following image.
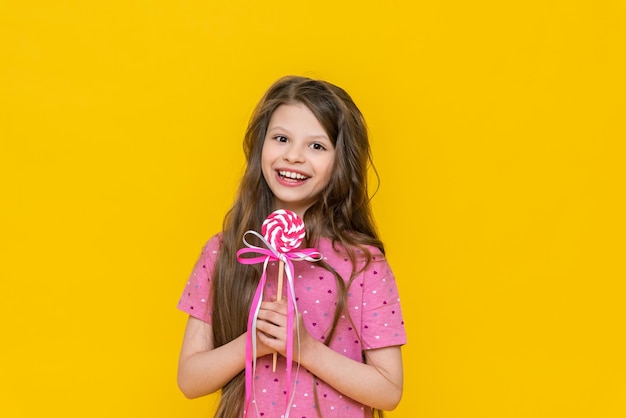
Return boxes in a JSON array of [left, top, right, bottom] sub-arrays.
[[177, 76, 406, 418]]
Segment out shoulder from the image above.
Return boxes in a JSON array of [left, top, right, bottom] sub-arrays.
[[208, 232, 223, 246], [314, 237, 388, 279], [193, 233, 224, 265], [203, 232, 223, 251], [315, 237, 385, 261]]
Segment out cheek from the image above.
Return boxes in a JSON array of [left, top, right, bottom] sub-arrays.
[[261, 157, 272, 180], [261, 146, 278, 183], [261, 139, 280, 162], [261, 142, 272, 168], [320, 156, 336, 185]]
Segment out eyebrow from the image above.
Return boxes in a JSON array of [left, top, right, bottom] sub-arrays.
[[267, 126, 330, 141]]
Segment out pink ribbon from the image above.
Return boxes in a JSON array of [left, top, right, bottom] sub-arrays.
[[237, 231, 322, 418]]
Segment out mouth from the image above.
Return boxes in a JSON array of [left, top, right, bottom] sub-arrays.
[[276, 170, 309, 186], [278, 170, 309, 182]]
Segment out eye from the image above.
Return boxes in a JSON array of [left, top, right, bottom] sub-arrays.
[[310, 142, 327, 151], [273, 135, 288, 143]]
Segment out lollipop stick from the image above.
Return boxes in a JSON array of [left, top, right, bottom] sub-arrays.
[[272, 260, 285, 372]]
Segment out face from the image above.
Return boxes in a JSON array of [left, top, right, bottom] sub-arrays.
[[261, 103, 336, 217]]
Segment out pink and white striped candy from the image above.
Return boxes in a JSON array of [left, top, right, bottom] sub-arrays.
[[262, 209, 305, 253]]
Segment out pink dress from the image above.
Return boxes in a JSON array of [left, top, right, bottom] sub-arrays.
[[178, 234, 407, 418]]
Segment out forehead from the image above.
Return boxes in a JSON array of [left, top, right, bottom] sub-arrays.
[[267, 103, 327, 135]]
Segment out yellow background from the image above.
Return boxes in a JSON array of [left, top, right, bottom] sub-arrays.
[[1, 1, 624, 417]]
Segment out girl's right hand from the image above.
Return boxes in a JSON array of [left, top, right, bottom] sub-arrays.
[[254, 328, 277, 358], [255, 298, 314, 360], [254, 298, 288, 358]]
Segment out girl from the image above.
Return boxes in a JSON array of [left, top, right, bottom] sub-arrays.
[[177, 76, 406, 418]]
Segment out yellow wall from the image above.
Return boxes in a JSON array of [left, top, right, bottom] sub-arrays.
[[1, 1, 624, 417]]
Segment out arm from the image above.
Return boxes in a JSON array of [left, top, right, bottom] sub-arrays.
[[177, 316, 275, 399], [302, 340, 403, 411], [177, 316, 244, 398], [256, 300, 404, 411]]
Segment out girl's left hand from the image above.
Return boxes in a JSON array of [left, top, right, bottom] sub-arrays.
[[255, 298, 311, 359]]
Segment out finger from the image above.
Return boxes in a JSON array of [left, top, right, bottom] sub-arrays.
[[256, 327, 286, 355], [266, 293, 288, 301], [255, 331, 279, 357], [256, 316, 283, 339], [257, 307, 287, 326], [256, 331, 279, 354], [260, 300, 287, 313]]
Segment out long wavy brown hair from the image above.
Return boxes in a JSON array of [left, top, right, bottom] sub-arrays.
[[211, 76, 385, 418]]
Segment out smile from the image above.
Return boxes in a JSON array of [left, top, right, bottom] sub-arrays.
[[278, 170, 309, 181]]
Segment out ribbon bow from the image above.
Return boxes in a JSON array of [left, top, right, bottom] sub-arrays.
[[237, 230, 322, 417]]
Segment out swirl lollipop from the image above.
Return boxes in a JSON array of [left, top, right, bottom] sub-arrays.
[[236, 209, 321, 416], [262, 209, 305, 253], [262, 209, 305, 370]]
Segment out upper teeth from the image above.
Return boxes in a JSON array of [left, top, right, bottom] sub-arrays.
[[279, 170, 308, 180]]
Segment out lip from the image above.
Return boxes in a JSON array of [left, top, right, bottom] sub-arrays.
[[274, 168, 310, 187]]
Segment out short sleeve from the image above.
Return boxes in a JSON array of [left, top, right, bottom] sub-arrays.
[[177, 234, 221, 323], [359, 254, 407, 350]]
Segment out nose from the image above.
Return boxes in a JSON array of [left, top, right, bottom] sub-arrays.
[[283, 144, 305, 163]]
